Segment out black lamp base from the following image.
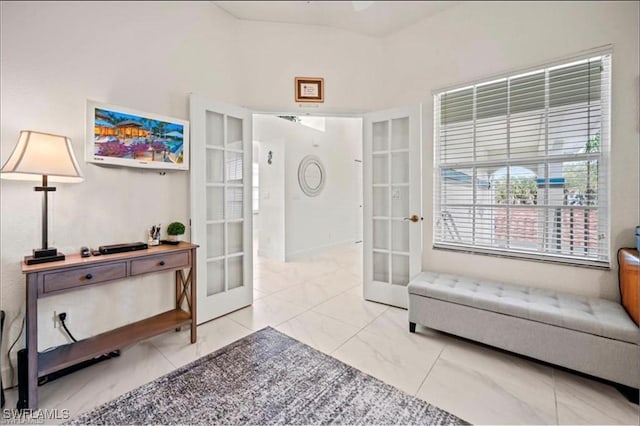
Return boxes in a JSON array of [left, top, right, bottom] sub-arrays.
[[25, 248, 65, 265], [33, 247, 59, 258]]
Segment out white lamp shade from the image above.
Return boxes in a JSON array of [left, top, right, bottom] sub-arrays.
[[1, 130, 83, 183]]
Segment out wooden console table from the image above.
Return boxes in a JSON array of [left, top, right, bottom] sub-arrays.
[[22, 242, 198, 409]]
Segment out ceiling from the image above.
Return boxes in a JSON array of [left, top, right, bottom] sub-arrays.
[[213, 1, 460, 37]]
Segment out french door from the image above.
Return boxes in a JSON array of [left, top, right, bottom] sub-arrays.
[[363, 106, 422, 308], [190, 94, 253, 324]]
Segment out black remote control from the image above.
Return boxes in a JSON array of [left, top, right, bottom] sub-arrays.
[[91, 249, 102, 256]]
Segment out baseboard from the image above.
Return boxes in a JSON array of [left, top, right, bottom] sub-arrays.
[[285, 239, 356, 261], [257, 248, 285, 261]]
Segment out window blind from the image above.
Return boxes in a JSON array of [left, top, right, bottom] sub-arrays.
[[434, 53, 610, 267]]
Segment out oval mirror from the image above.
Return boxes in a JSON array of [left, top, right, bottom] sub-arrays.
[[298, 155, 325, 197], [305, 163, 322, 189]]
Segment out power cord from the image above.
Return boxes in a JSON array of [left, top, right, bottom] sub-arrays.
[[58, 313, 77, 343], [57, 312, 120, 360], [5, 314, 25, 391], [5, 312, 120, 393]]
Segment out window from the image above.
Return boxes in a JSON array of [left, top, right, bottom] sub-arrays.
[[433, 53, 610, 267]]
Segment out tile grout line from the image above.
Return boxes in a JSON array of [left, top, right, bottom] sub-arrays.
[[329, 304, 390, 356], [413, 339, 447, 397], [275, 281, 361, 311], [254, 264, 352, 299], [269, 267, 363, 324], [267, 282, 330, 306], [253, 250, 371, 357], [273, 303, 312, 328], [226, 313, 258, 332], [253, 273, 301, 296], [147, 338, 179, 371], [272, 282, 362, 329], [248, 266, 362, 332], [311, 301, 381, 335]]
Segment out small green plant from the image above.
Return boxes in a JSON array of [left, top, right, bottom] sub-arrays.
[[167, 221, 186, 236]]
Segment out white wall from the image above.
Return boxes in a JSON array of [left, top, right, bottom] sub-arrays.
[[285, 117, 363, 259], [381, 0, 640, 300], [255, 138, 286, 260], [254, 115, 362, 260], [0, 0, 239, 381], [234, 20, 384, 113]]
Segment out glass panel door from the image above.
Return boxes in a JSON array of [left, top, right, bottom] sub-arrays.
[[364, 106, 421, 308], [190, 95, 252, 323]]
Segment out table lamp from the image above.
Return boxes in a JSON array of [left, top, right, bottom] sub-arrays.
[[1, 130, 83, 264]]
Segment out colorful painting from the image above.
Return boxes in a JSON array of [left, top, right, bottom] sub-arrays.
[[86, 100, 189, 171]]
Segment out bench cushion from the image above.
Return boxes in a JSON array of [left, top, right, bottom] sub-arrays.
[[408, 271, 640, 345]]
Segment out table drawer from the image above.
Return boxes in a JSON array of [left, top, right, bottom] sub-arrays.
[[43, 262, 127, 294], [130, 252, 189, 276]]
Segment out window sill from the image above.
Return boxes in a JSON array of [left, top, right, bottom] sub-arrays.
[[432, 244, 611, 270]]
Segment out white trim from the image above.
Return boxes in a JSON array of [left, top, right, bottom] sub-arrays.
[[433, 244, 610, 270], [257, 248, 285, 261], [432, 45, 613, 95], [250, 109, 368, 118]]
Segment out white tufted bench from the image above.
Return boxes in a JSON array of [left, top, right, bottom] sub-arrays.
[[408, 271, 640, 390]]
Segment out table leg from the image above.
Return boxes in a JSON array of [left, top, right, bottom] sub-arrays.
[[175, 270, 181, 332], [190, 248, 197, 344], [26, 274, 38, 409]]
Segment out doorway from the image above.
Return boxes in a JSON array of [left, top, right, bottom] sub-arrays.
[[252, 114, 363, 263], [190, 96, 422, 324]]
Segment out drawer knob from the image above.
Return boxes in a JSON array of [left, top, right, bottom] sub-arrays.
[[85, 273, 93, 280], [159, 261, 166, 266]]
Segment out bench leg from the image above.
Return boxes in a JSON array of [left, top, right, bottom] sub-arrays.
[[409, 322, 416, 333]]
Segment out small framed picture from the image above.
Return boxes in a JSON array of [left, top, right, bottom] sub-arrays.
[[295, 77, 324, 103]]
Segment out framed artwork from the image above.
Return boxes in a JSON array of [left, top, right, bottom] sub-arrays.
[[85, 100, 189, 171], [295, 77, 324, 103]]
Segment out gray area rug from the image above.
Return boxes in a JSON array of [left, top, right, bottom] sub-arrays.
[[68, 327, 467, 425]]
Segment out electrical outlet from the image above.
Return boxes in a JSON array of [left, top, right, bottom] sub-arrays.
[[53, 311, 68, 329]]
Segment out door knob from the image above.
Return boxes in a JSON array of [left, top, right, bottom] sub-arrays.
[[404, 215, 423, 223]]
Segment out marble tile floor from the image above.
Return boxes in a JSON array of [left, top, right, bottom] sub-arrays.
[[3, 243, 639, 425]]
